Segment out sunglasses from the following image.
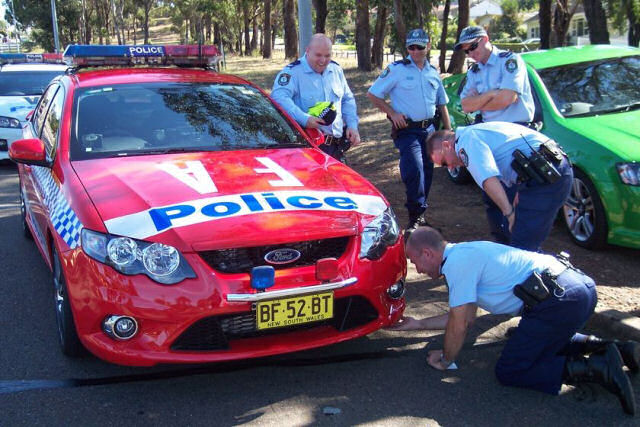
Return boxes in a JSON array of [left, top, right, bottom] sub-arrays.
[[407, 45, 426, 51], [464, 40, 480, 54]]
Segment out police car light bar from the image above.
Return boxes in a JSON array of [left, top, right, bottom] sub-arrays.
[[0, 53, 64, 65], [63, 44, 221, 68]]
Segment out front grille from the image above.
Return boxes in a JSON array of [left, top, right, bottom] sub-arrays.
[[199, 237, 350, 274], [0, 139, 7, 151], [170, 296, 379, 352]]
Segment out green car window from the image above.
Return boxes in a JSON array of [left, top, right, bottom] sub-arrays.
[[538, 55, 640, 117]]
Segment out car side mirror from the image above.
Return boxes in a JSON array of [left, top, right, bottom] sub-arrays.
[[9, 138, 51, 167], [304, 128, 325, 147]]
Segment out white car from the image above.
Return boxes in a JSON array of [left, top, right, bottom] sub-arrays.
[[0, 60, 67, 161]]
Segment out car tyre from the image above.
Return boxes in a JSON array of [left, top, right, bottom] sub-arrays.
[[447, 166, 472, 185], [19, 185, 33, 240], [562, 168, 608, 249], [52, 247, 84, 357]]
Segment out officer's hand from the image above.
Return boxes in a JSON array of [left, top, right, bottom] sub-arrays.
[[384, 315, 422, 331], [305, 116, 326, 129], [346, 128, 360, 146], [389, 112, 408, 129], [507, 211, 516, 232], [427, 350, 447, 371]]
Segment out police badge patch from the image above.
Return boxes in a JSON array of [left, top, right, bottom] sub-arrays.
[[505, 58, 517, 73], [459, 148, 469, 167], [380, 67, 390, 78], [278, 73, 291, 86]]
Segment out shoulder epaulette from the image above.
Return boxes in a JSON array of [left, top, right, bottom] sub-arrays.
[[392, 58, 411, 66], [498, 50, 513, 58], [286, 60, 301, 68], [470, 63, 480, 73], [330, 60, 340, 66]]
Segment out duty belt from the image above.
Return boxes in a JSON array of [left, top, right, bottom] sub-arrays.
[[323, 134, 344, 145], [405, 118, 436, 129]]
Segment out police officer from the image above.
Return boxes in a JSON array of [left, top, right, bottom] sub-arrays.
[[271, 33, 360, 162], [456, 26, 537, 244], [388, 227, 637, 415], [426, 122, 572, 251], [367, 29, 451, 234]]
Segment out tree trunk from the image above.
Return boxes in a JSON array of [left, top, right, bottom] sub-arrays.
[[627, 1, 640, 47], [251, 17, 258, 52], [539, 0, 552, 49], [552, 0, 578, 47], [284, 0, 298, 59], [371, 3, 388, 69], [133, 14, 137, 44], [143, 1, 151, 44], [447, 0, 469, 74], [263, 0, 272, 58], [243, 2, 251, 55], [583, 0, 609, 44], [312, 0, 328, 34], [355, 0, 372, 71], [438, 0, 451, 73], [414, 0, 425, 28], [393, 0, 406, 54], [205, 15, 212, 43]]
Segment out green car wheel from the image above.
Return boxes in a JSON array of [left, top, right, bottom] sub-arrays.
[[563, 169, 608, 249]]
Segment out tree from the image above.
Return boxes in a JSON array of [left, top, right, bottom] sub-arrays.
[[611, 0, 640, 46], [141, 0, 155, 44], [371, 2, 388, 69], [539, 0, 552, 49], [490, 0, 520, 39], [392, 0, 406, 54], [283, 0, 297, 59], [583, 0, 609, 44], [438, 0, 451, 72], [312, 0, 328, 33], [326, 0, 352, 40], [355, 0, 371, 71], [551, 0, 579, 47], [447, 0, 469, 74], [263, 0, 272, 58]]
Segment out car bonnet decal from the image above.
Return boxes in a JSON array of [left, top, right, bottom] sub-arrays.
[[104, 190, 387, 240], [32, 166, 83, 249]]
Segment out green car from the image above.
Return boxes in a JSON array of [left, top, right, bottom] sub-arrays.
[[443, 45, 640, 250]]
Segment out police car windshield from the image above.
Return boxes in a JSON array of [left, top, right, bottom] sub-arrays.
[[538, 55, 640, 118], [70, 82, 308, 159], [0, 71, 64, 96]]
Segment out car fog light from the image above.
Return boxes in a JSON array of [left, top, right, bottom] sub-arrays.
[[387, 280, 405, 299], [103, 315, 138, 340], [316, 257, 339, 282]]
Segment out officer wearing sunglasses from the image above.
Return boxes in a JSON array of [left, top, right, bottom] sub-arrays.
[[455, 26, 536, 246], [367, 29, 451, 235]]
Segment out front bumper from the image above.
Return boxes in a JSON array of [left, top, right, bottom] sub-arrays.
[[0, 127, 22, 160], [62, 237, 406, 366]]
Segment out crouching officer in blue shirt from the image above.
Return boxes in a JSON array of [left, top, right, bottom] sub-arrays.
[[367, 29, 451, 234], [271, 33, 360, 162], [388, 227, 638, 415], [426, 121, 572, 251]]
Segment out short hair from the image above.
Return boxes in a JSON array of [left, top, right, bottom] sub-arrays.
[[426, 130, 454, 155], [308, 34, 333, 50], [406, 226, 447, 254]]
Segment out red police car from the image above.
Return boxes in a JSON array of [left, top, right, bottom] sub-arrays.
[[10, 45, 406, 366]]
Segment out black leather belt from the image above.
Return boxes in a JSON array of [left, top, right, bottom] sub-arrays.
[[323, 134, 344, 145], [405, 118, 436, 129]]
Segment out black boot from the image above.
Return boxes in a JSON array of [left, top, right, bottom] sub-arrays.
[[564, 343, 636, 415], [404, 213, 428, 238], [583, 335, 640, 373]]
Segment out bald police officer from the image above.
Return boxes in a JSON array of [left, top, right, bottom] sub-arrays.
[[367, 29, 451, 233], [426, 122, 572, 251], [271, 34, 360, 162], [388, 227, 636, 415], [456, 26, 537, 244]]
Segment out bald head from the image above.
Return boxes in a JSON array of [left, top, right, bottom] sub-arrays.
[[306, 34, 333, 73], [406, 226, 447, 254]]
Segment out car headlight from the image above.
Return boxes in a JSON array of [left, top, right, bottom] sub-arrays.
[[617, 163, 640, 186], [359, 207, 400, 260], [0, 116, 21, 128], [81, 229, 196, 285]]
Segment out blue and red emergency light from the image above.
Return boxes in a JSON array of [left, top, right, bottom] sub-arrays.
[[63, 44, 221, 68], [0, 53, 64, 65]]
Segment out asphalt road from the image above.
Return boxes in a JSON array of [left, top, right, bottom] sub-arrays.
[[0, 162, 638, 426]]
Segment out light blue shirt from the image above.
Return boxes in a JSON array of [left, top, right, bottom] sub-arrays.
[[441, 241, 565, 315], [271, 55, 358, 138], [454, 121, 549, 188], [460, 48, 535, 123], [368, 56, 448, 121]]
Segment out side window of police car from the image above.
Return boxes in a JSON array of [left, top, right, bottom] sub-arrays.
[[40, 87, 65, 157], [33, 84, 60, 140]]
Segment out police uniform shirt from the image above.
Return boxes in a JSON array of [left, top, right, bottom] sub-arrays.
[[271, 55, 358, 138], [460, 48, 535, 123], [441, 241, 565, 315], [455, 121, 546, 188], [368, 56, 448, 121]]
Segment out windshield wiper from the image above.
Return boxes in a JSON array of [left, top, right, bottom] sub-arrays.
[[116, 147, 208, 157], [596, 102, 640, 115]]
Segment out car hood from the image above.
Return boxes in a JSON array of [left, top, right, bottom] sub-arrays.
[[0, 95, 40, 121], [562, 110, 640, 160], [72, 149, 388, 251]]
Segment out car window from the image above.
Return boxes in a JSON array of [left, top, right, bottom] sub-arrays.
[[537, 55, 640, 117], [33, 84, 59, 137], [0, 71, 64, 96], [70, 82, 308, 160], [41, 86, 65, 157]]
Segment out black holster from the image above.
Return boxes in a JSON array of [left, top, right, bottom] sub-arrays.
[[513, 270, 565, 309]]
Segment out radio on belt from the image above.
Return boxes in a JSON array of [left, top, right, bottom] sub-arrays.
[[62, 44, 221, 68]]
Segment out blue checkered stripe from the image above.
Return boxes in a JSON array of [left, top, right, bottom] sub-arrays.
[[32, 166, 83, 249]]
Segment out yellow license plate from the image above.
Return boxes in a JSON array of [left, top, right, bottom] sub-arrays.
[[256, 292, 334, 330]]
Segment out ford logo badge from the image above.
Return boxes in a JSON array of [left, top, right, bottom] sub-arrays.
[[264, 248, 301, 265]]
